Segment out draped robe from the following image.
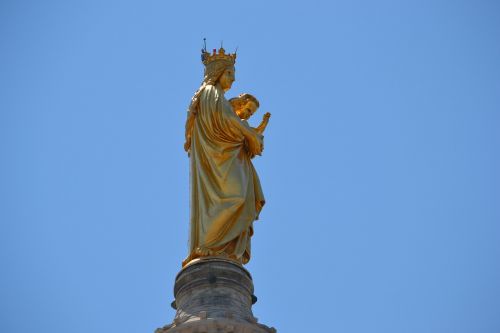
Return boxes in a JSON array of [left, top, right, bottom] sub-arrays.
[[184, 84, 265, 266]]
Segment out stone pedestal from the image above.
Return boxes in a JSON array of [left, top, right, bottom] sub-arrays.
[[156, 258, 276, 333]]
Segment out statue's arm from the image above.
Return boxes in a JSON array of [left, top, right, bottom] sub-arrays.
[[237, 118, 263, 156], [184, 111, 195, 152], [255, 112, 271, 134]]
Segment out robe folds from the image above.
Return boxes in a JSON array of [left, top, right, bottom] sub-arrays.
[[183, 84, 265, 266]]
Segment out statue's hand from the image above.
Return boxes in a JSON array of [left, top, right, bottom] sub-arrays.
[[184, 137, 191, 152], [263, 112, 271, 120], [246, 134, 263, 157]]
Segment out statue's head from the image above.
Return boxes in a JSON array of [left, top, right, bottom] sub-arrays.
[[202, 47, 237, 91], [217, 65, 235, 92], [229, 93, 260, 120]]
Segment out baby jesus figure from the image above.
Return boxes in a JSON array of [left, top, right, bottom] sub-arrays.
[[229, 93, 271, 135]]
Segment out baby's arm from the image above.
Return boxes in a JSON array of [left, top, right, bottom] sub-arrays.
[[255, 112, 271, 134]]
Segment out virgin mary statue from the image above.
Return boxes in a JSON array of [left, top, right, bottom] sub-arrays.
[[182, 47, 265, 267]]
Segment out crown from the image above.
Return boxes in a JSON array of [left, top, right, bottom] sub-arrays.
[[201, 47, 236, 66]]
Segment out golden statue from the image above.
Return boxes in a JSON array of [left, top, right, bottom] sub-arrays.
[[182, 46, 270, 267]]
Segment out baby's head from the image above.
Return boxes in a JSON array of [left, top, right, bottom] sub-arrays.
[[229, 93, 260, 120]]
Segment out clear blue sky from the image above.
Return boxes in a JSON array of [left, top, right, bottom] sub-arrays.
[[1, 1, 499, 332]]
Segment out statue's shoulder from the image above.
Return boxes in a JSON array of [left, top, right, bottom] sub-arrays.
[[201, 84, 223, 100], [202, 84, 216, 92]]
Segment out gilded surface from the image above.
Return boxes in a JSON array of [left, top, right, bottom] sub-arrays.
[[182, 47, 269, 267]]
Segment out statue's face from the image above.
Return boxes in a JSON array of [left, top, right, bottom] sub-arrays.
[[237, 101, 258, 120], [219, 66, 235, 91]]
